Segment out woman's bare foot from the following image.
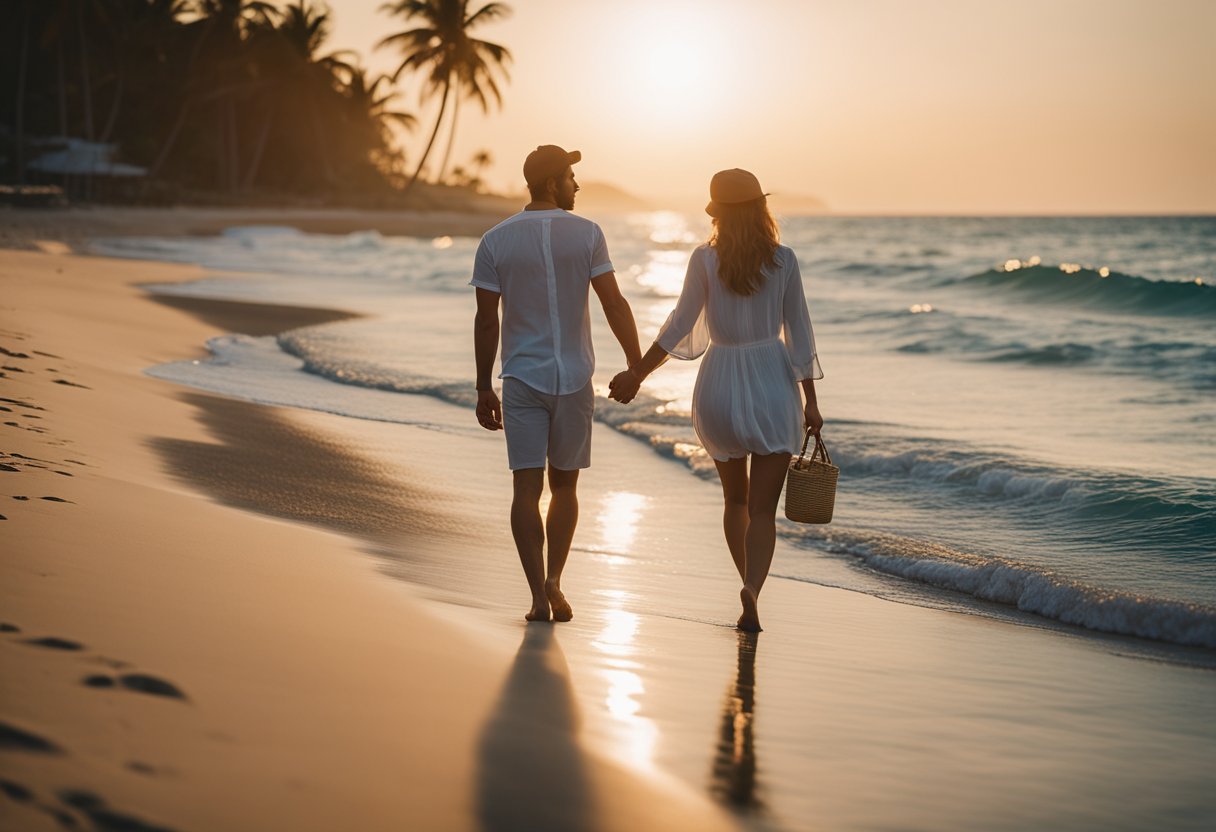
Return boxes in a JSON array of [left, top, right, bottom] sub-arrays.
[[737, 586, 762, 632], [545, 579, 573, 622], [525, 593, 551, 622]]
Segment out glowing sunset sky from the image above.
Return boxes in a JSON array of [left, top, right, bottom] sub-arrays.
[[330, 0, 1216, 213]]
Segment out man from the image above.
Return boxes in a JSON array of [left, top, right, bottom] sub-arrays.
[[471, 145, 642, 622]]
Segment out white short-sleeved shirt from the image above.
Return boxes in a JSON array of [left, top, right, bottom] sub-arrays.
[[470, 209, 614, 395]]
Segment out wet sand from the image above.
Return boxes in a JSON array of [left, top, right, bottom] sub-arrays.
[[0, 247, 738, 832], [3, 241, 1215, 831]]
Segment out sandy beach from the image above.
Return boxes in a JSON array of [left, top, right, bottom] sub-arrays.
[[0, 241, 737, 832], [3, 213, 1215, 831]]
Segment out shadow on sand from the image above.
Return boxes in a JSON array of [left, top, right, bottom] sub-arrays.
[[711, 630, 763, 813], [476, 626, 595, 832]]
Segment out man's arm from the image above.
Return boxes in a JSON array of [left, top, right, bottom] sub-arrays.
[[474, 287, 502, 430], [591, 272, 642, 367]]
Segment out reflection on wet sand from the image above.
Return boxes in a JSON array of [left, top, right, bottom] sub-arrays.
[[476, 627, 594, 832], [711, 631, 762, 812]]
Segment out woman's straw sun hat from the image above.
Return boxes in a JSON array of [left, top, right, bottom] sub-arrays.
[[706, 168, 770, 217]]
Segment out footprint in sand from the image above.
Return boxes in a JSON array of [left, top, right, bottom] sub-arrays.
[[13, 496, 30, 501], [0, 463, 20, 472], [0, 779, 34, 802], [0, 721, 63, 754], [22, 637, 84, 651], [83, 673, 188, 701], [126, 760, 173, 777], [0, 623, 20, 632], [52, 379, 90, 389], [40, 496, 72, 503], [0, 396, 46, 411], [59, 790, 181, 832]]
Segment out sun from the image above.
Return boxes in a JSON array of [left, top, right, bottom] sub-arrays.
[[610, 5, 726, 125], [640, 39, 705, 101]]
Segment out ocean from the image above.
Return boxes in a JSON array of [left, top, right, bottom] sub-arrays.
[[92, 213, 1216, 656]]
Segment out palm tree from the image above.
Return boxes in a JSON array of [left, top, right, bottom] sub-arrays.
[[149, 0, 277, 179], [377, 0, 512, 195], [334, 66, 417, 188], [471, 147, 491, 178], [340, 66, 418, 139], [246, 0, 354, 189]]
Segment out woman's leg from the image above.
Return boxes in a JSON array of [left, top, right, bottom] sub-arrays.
[[714, 456, 750, 581], [738, 452, 791, 631]]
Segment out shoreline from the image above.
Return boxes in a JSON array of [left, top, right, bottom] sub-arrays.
[[0, 247, 738, 831], [5, 241, 1216, 830], [0, 205, 512, 253]]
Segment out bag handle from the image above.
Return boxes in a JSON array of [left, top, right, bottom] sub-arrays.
[[795, 428, 831, 467]]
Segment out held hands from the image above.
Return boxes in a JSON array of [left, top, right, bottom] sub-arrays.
[[476, 389, 502, 430], [608, 368, 642, 404]]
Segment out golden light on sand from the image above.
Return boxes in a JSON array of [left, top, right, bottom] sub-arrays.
[[593, 608, 659, 769], [596, 491, 647, 554]]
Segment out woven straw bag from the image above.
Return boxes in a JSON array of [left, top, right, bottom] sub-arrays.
[[784, 429, 838, 524]]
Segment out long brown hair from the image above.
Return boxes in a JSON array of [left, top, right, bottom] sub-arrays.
[[708, 198, 780, 296]]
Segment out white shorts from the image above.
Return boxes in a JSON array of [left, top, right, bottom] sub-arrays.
[[502, 377, 594, 471]]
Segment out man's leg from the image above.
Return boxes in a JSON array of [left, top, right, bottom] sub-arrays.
[[542, 380, 594, 622], [511, 468, 549, 622], [544, 465, 579, 622]]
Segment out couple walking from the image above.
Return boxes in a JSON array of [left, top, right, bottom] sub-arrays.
[[472, 145, 823, 632]]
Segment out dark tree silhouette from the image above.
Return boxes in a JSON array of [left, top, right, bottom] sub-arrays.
[[378, 0, 511, 194]]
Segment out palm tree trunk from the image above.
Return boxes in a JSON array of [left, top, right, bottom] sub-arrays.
[[100, 72, 124, 143], [401, 75, 451, 196], [151, 101, 191, 177], [309, 102, 336, 187], [437, 94, 460, 184], [76, 2, 95, 141], [57, 40, 68, 136], [216, 105, 227, 188], [14, 2, 30, 186], [228, 99, 241, 193], [243, 105, 275, 192]]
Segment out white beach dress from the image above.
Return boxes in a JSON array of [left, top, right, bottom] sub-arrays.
[[656, 244, 823, 461]]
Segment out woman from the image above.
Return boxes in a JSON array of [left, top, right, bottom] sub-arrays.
[[609, 168, 823, 631]]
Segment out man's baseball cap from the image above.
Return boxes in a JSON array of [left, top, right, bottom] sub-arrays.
[[524, 145, 581, 186], [706, 168, 769, 217]]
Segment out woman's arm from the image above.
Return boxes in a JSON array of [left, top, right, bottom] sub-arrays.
[[801, 378, 823, 434], [609, 341, 668, 403], [609, 248, 708, 404]]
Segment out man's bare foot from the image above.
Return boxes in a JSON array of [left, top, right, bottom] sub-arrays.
[[737, 586, 762, 632], [545, 579, 573, 622]]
